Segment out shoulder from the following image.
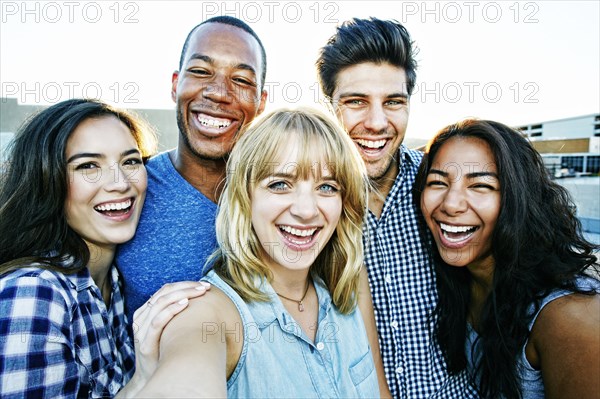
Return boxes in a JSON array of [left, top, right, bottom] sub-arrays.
[[527, 288, 600, 396], [534, 289, 600, 340], [0, 267, 75, 311], [0, 268, 76, 349], [528, 287, 600, 366], [403, 146, 424, 168], [162, 280, 241, 344], [145, 151, 171, 172]]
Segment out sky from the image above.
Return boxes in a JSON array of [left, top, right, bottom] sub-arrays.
[[1, 0, 599, 140]]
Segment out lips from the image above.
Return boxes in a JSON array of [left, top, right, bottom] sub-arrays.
[[94, 198, 134, 219], [438, 221, 479, 248], [353, 137, 390, 157], [278, 225, 321, 251], [196, 113, 232, 129], [192, 111, 237, 135]]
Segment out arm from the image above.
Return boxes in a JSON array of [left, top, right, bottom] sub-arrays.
[[357, 266, 392, 398], [0, 276, 80, 398], [131, 286, 243, 398], [117, 281, 211, 397], [528, 292, 600, 399]]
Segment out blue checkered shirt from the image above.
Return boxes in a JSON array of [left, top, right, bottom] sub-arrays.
[[365, 145, 479, 398], [0, 265, 135, 398]]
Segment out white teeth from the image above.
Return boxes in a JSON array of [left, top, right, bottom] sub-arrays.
[[440, 222, 476, 233], [95, 199, 132, 212], [279, 225, 317, 237], [356, 139, 386, 149], [197, 115, 232, 129]]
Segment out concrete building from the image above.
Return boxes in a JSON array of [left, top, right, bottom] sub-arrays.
[[1, 97, 179, 163], [516, 113, 600, 176]]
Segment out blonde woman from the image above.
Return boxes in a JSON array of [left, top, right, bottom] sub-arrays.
[[136, 108, 389, 397]]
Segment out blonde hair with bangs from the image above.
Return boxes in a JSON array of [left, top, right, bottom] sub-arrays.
[[210, 107, 368, 314]]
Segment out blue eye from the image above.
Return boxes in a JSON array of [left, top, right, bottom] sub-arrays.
[[267, 181, 289, 191], [318, 183, 339, 194]]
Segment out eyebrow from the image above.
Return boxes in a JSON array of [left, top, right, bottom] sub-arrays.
[[337, 91, 409, 100], [428, 168, 499, 179], [67, 148, 140, 163], [267, 171, 336, 181], [187, 53, 257, 76]]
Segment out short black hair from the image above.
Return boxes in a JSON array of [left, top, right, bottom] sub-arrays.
[[316, 17, 417, 100], [178, 16, 267, 90]]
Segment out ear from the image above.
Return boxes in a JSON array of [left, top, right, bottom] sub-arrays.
[[171, 71, 179, 103], [256, 90, 268, 116]]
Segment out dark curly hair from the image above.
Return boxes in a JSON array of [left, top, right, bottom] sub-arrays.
[[413, 119, 599, 398], [0, 98, 156, 275]]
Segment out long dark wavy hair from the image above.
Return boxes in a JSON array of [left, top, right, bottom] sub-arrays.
[[413, 119, 599, 398], [0, 98, 156, 276]]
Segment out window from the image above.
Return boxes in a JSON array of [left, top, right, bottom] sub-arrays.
[[586, 156, 600, 174], [561, 156, 584, 172]]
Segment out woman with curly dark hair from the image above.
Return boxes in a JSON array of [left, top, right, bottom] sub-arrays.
[[414, 119, 600, 398]]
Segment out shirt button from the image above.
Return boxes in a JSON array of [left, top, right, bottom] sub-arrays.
[[316, 342, 325, 351], [385, 275, 392, 284], [391, 320, 399, 329], [395, 366, 404, 374]]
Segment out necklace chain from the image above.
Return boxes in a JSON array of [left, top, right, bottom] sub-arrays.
[[275, 279, 310, 312]]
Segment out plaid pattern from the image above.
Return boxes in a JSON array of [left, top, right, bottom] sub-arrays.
[[0, 265, 135, 398], [365, 146, 479, 398]]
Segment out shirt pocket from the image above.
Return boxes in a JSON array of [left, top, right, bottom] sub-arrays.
[[348, 350, 380, 398]]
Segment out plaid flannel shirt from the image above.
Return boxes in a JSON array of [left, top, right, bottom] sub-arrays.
[[0, 265, 135, 398], [365, 145, 479, 398]]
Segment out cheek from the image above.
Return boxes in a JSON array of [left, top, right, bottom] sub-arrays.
[[420, 190, 437, 217], [136, 168, 148, 193], [339, 109, 361, 131]]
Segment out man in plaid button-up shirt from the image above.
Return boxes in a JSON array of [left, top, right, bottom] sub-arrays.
[[317, 17, 479, 398]]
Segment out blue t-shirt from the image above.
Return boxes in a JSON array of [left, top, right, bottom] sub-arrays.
[[116, 151, 218, 324]]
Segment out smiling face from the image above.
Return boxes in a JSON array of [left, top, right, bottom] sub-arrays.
[[65, 116, 147, 251], [421, 137, 500, 271], [250, 136, 343, 274], [172, 22, 267, 161], [332, 62, 409, 183]]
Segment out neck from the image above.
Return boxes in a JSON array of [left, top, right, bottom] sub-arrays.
[[368, 158, 400, 218], [169, 148, 226, 203], [86, 242, 115, 305], [467, 258, 495, 328], [270, 267, 311, 298]]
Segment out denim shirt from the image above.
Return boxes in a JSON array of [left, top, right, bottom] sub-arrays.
[[203, 270, 380, 398]]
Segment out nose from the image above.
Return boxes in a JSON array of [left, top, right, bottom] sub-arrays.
[[290, 186, 319, 221], [104, 163, 132, 193], [363, 104, 388, 133], [440, 186, 468, 216], [203, 74, 233, 104]]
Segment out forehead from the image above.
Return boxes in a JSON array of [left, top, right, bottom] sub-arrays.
[[432, 137, 497, 173], [66, 116, 135, 154], [259, 134, 334, 179], [332, 62, 408, 99], [183, 23, 263, 71]]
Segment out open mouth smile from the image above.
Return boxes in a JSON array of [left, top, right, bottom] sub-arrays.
[[94, 198, 134, 218], [439, 222, 479, 243], [278, 225, 321, 248]]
